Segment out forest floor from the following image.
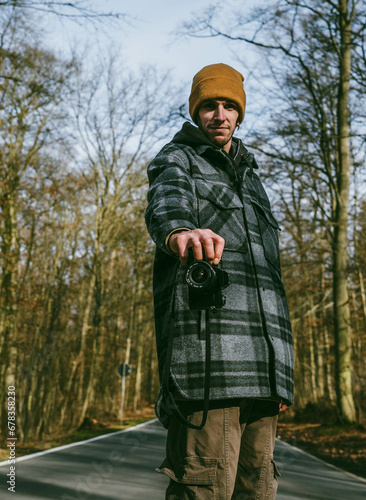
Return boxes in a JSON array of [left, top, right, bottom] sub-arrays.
[[277, 415, 366, 480], [1, 405, 365, 482]]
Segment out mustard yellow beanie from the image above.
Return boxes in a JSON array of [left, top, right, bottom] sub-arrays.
[[189, 63, 246, 124]]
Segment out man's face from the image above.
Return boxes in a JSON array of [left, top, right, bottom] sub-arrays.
[[197, 99, 239, 153]]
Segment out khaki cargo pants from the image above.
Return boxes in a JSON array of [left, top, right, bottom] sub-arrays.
[[157, 399, 280, 500]]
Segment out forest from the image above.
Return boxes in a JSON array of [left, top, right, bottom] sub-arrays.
[[0, 0, 365, 444]]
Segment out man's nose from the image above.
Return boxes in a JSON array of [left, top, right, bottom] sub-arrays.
[[214, 105, 225, 120]]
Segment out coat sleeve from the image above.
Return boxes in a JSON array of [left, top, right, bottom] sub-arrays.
[[145, 144, 198, 252]]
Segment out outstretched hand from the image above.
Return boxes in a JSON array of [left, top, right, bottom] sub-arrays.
[[169, 228, 225, 266]]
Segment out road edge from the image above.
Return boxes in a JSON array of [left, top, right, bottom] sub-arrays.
[[276, 437, 366, 484], [0, 418, 159, 467]]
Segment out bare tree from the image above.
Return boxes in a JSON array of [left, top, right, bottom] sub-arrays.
[[68, 56, 181, 426], [0, 0, 186, 445], [180, 0, 366, 423], [0, 0, 128, 22], [0, 9, 76, 422]]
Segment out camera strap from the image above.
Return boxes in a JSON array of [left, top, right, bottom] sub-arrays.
[[162, 302, 211, 430]]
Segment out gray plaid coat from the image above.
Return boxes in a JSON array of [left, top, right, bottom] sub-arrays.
[[145, 122, 294, 422]]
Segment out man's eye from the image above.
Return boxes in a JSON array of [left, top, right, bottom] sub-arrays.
[[225, 103, 237, 110]]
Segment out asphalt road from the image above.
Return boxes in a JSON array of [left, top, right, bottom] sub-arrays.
[[0, 419, 365, 499]]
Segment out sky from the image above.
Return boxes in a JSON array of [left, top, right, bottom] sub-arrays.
[[112, 0, 238, 78], [46, 0, 260, 109], [38, 0, 366, 209]]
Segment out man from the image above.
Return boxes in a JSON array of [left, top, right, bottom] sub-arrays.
[[145, 63, 294, 500]]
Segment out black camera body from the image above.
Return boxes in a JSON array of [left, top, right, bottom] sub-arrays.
[[185, 261, 230, 310]]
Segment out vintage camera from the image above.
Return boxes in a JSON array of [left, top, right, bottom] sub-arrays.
[[185, 261, 230, 310]]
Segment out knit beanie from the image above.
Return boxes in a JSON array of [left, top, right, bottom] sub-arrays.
[[189, 63, 246, 124]]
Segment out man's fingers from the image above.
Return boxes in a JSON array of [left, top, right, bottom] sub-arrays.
[[175, 236, 190, 265], [190, 238, 204, 262], [169, 229, 225, 265], [212, 234, 225, 265], [176, 234, 203, 265], [279, 400, 289, 412], [200, 235, 215, 262]]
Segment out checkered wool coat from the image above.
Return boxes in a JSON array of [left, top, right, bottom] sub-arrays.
[[145, 122, 294, 422]]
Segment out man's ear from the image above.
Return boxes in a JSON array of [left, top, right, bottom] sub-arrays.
[[196, 115, 203, 130]]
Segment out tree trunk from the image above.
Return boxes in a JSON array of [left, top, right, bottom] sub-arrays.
[[333, 0, 356, 423], [0, 191, 20, 433], [1, 194, 19, 390], [133, 280, 143, 412], [308, 311, 318, 403], [77, 273, 96, 406], [358, 268, 366, 327]]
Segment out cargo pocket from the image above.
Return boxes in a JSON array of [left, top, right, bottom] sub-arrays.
[[272, 459, 281, 479], [156, 456, 218, 485], [264, 459, 281, 500]]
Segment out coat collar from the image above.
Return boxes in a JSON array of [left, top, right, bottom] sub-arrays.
[[172, 122, 258, 180]]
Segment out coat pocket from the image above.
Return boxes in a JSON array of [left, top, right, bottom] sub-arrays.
[[195, 180, 243, 210], [156, 456, 218, 485], [251, 199, 281, 272], [194, 180, 248, 253]]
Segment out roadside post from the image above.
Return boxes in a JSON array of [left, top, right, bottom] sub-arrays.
[[117, 362, 131, 423]]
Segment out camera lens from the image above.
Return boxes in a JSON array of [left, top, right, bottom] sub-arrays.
[[186, 261, 215, 290], [191, 267, 208, 284]]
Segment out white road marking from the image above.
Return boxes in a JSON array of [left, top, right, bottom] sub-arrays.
[[0, 418, 158, 467]]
